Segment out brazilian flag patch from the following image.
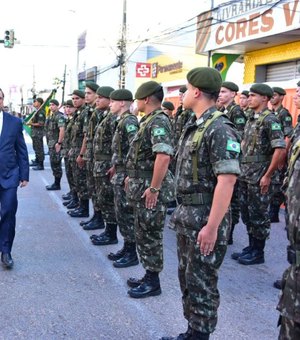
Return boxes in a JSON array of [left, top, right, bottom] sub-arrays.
[[126, 124, 137, 133], [226, 140, 240, 153], [271, 123, 281, 130], [235, 117, 245, 124], [285, 116, 292, 121], [153, 127, 166, 136]]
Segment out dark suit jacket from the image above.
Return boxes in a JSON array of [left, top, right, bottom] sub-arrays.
[[0, 112, 29, 189]]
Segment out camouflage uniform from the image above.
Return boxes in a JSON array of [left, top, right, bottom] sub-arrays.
[[111, 111, 139, 242], [93, 110, 118, 223], [62, 115, 75, 193], [126, 109, 175, 273], [173, 106, 193, 153], [240, 109, 285, 240], [277, 139, 300, 339], [31, 108, 46, 164], [170, 107, 241, 334], [46, 111, 65, 179]]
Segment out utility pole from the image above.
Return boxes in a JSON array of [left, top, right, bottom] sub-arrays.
[[118, 0, 127, 89], [61, 65, 67, 105]]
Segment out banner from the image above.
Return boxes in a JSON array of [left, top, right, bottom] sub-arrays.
[[212, 54, 240, 80], [136, 63, 151, 78]]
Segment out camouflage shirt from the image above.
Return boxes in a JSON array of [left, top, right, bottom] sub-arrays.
[[291, 114, 300, 145], [69, 105, 86, 157], [46, 111, 65, 149], [273, 105, 293, 138], [61, 116, 74, 157], [173, 106, 194, 152], [31, 109, 46, 137], [240, 108, 286, 184], [221, 101, 247, 135], [85, 108, 105, 161]]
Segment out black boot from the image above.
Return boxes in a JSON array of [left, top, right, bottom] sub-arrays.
[[32, 162, 44, 170], [238, 238, 265, 265], [127, 275, 145, 288], [128, 270, 161, 298], [83, 211, 105, 230], [80, 214, 96, 227], [107, 243, 127, 261], [91, 223, 118, 245], [46, 177, 61, 190], [29, 159, 38, 166], [191, 330, 210, 340], [113, 242, 139, 268], [269, 204, 280, 223], [68, 199, 89, 217], [62, 191, 74, 201], [66, 196, 79, 209], [160, 325, 193, 340], [273, 279, 283, 290], [231, 234, 253, 260], [228, 223, 235, 245]]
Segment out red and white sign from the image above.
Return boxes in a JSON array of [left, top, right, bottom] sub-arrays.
[[136, 63, 151, 78]]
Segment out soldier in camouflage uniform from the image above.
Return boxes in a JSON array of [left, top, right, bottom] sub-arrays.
[[45, 99, 65, 190], [105, 89, 139, 268], [239, 90, 252, 119], [125, 81, 175, 299], [81, 86, 114, 230], [232, 84, 286, 265], [30, 97, 46, 170], [218, 81, 247, 245], [269, 87, 293, 223]]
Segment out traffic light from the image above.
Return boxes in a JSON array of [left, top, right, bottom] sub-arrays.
[[4, 29, 14, 48]]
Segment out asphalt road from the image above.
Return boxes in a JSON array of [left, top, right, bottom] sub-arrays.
[[0, 134, 288, 340]]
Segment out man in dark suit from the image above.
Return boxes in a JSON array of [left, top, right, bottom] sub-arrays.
[[0, 88, 29, 269]]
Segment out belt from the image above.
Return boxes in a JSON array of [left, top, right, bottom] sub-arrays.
[[127, 169, 153, 178], [180, 193, 213, 206], [115, 165, 126, 173], [241, 155, 272, 163], [94, 154, 112, 161], [287, 245, 300, 266]]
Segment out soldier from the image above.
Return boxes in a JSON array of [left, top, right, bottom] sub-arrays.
[[269, 87, 293, 223], [45, 99, 65, 190], [161, 67, 240, 340], [239, 90, 252, 119], [125, 81, 175, 299], [105, 89, 139, 268], [162, 101, 175, 120], [232, 84, 286, 265], [30, 97, 46, 170], [81, 86, 113, 230]]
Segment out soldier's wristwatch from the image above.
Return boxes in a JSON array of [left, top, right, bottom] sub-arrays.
[[149, 186, 160, 193]]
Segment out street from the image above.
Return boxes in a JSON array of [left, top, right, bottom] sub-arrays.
[[0, 134, 288, 340]]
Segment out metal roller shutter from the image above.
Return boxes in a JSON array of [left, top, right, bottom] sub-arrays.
[[266, 60, 300, 82]]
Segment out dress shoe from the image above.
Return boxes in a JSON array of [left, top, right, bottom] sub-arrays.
[[273, 279, 283, 290], [128, 271, 161, 298], [1, 253, 14, 269], [46, 183, 61, 190], [32, 164, 44, 170]]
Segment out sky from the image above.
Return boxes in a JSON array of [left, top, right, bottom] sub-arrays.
[[1, 0, 219, 104]]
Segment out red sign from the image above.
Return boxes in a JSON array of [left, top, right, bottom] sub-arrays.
[[136, 63, 151, 78]]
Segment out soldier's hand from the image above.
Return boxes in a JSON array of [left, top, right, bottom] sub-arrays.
[[106, 166, 116, 180], [197, 225, 217, 256], [76, 155, 85, 168], [260, 175, 271, 194], [124, 176, 129, 192], [142, 188, 158, 209]]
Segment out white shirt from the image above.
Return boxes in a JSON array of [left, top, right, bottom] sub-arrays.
[[0, 111, 3, 137]]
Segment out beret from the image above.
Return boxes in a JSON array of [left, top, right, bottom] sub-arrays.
[[250, 83, 273, 98], [187, 67, 222, 93], [241, 90, 249, 97], [64, 100, 74, 107], [179, 85, 187, 93], [297, 80, 300, 87], [71, 90, 85, 99], [97, 86, 115, 98], [135, 81, 162, 99], [272, 87, 286, 95], [162, 101, 175, 111], [110, 89, 133, 101], [49, 99, 59, 106], [34, 97, 44, 105], [222, 81, 239, 92], [85, 82, 99, 92]]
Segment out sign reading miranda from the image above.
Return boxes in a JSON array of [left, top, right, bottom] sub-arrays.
[[196, 0, 300, 53]]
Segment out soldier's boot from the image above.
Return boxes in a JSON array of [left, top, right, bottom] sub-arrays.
[[160, 325, 193, 340], [113, 242, 139, 268], [69, 199, 89, 218], [91, 223, 118, 245], [82, 211, 105, 230], [127, 270, 161, 299], [228, 223, 235, 245], [127, 275, 145, 288], [29, 159, 38, 166], [269, 204, 280, 223], [32, 162, 44, 171], [62, 191, 74, 201], [238, 238, 265, 265], [231, 234, 253, 260], [107, 242, 127, 261], [65, 195, 79, 209], [46, 177, 61, 190], [191, 330, 210, 340], [273, 279, 283, 290]]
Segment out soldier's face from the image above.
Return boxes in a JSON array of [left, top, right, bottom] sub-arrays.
[[72, 96, 85, 108], [239, 94, 249, 109], [218, 87, 235, 105], [248, 92, 265, 110], [85, 88, 97, 105], [182, 83, 196, 109], [96, 96, 110, 110], [109, 99, 122, 114], [136, 99, 146, 112], [270, 93, 282, 106], [49, 103, 58, 112]]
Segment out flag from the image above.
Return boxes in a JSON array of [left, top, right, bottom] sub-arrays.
[[212, 54, 240, 81], [23, 89, 57, 137], [136, 63, 151, 78]]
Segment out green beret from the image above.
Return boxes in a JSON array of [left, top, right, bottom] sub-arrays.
[[64, 100, 74, 107], [250, 83, 273, 98], [272, 87, 286, 96], [179, 85, 187, 93], [97, 86, 115, 98], [34, 97, 44, 105], [187, 67, 222, 93], [71, 90, 85, 99], [85, 82, 99, 93], [222, 81, 239, 92], [49, 99, 59, 106], [110, 89, 133, 101], [162, 101, 175, 111], [135, 81, 162, 100], [241, 90, 249, 97]]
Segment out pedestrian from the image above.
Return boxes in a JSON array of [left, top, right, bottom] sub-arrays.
[[0, 88, 29, 269], [125, 80, 175, 299], [45, 99, 65, 190], [161, 67, 241, 340]]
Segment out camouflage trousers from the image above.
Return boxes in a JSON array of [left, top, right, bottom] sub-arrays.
[[133, 203, 167, 273], [86, 160, 97, 207], [70, 157, 88, 200], [230, 180, 240, 226], [270, 167, 286, 208], [112, 173, 135, 243], [239, 180, 271, 240], [177, 232, 227, 334], [49, 147, 62, 179], [32, 134, 44, 163], [94, 175, 116, 223], [278, 317, 300, 340], [64, 157, 75, 193]]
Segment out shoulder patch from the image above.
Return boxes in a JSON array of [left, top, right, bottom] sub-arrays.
[[126, 124, 137, 133], [271, 122, 281, 131], [285, 116, 292, 121], [153, 127, 166, 136], [235, 117, 246, 124], [226, 140, 240, 153]]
